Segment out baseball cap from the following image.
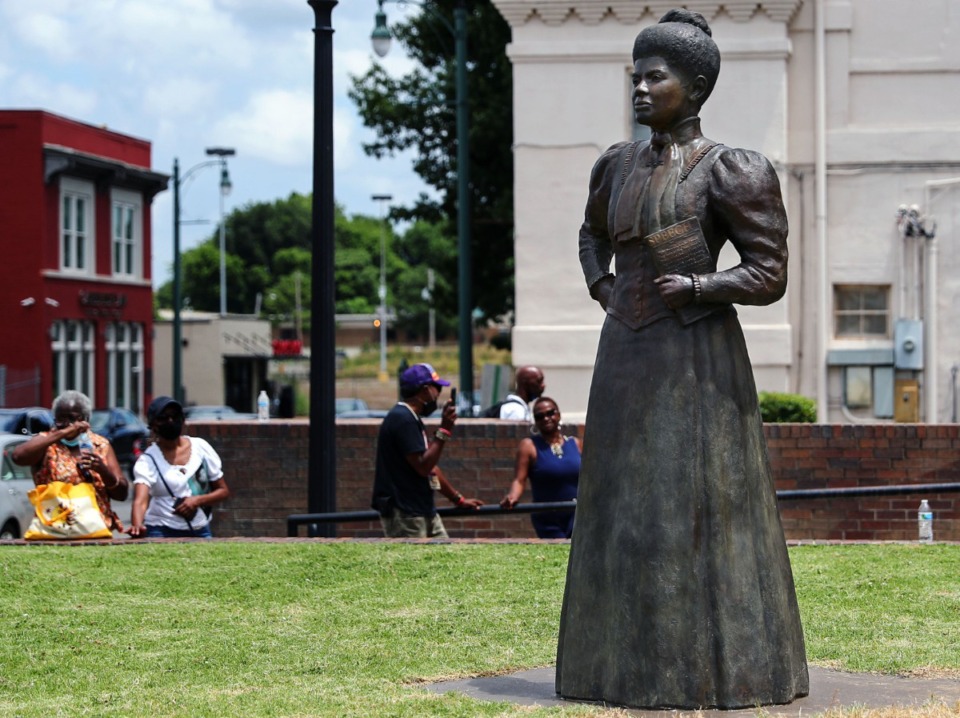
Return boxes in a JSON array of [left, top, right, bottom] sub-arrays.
[[399, 363, 451, 394], [147, 395, 183, 423]]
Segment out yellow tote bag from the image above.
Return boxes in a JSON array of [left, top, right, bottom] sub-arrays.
[[24, 481, 112, 540]]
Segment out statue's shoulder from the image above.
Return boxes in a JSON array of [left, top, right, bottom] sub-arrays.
[[589, 140, 639, 189], [600, 140, 635, 160], [705, 146, 785, 218], [710, 146, 781, 192], [712, 146, 776, 175]]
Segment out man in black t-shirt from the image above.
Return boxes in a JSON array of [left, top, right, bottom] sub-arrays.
[[371, 363, 482, 538]]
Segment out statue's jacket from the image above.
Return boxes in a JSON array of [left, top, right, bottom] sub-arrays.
[[578, 119, 788, 329]]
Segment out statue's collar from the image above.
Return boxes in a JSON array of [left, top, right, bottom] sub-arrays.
[[650, 117, 703, 149]]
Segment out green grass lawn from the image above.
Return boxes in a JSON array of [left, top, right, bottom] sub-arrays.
[[0, 543, 957, 717]]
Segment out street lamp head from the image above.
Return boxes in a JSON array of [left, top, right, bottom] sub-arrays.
[[371, 4, 392, 58], [220, 166, 232, 196], [205, 147, 236, 157]]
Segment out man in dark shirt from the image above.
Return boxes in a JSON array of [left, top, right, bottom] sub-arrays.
[[372, 363, 482, 537]]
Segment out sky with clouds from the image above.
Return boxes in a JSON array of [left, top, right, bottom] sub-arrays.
[[0, 0, 430, 291]]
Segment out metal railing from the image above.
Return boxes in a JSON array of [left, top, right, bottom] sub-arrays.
[[287, 501, 575, 537], [775, 482, 960, 500], [287, 482, 960, 536]]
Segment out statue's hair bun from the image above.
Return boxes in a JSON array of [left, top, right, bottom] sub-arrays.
[[659, 8, 712, 38]]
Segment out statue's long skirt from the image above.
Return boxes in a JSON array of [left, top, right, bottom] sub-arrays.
[[556, 308, 809, 709]]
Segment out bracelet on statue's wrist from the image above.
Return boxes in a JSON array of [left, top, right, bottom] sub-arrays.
[[691, 274, 703, 304]]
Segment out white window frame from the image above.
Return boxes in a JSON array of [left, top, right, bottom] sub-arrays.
[[51, 320, 95, 398], [110, 188, 142, 279], [105, 322, 144, 412], [834, 284, 891, 339], [60, 177, 96, 275]]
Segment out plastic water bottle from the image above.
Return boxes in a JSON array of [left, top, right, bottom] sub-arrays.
[[77, 432, 94, 479], [917, 499, 933, 543], [257, 390, 270, 422]]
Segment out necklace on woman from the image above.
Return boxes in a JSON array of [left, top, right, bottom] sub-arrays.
[[549, 435, 566, 458]]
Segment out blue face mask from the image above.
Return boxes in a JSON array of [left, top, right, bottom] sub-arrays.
[[60, 436, 80, 447]]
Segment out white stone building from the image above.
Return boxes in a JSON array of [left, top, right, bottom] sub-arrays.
[[492, 0, 960, 422]]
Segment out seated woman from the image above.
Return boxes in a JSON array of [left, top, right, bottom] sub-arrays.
[[500, 397, 581, 538], [129, 396, 230, 539], [11, 390, 128, 532]]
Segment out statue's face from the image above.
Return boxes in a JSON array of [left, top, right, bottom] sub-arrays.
[[631, 56, 694, 131]]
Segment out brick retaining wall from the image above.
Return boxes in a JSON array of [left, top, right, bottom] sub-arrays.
[[194, 421, 959, 541]]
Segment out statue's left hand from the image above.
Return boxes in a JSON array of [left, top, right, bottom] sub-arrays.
[[655, 274, 695, 310]]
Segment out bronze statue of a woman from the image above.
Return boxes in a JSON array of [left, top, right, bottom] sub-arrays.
[[556, 9, 809, 709]]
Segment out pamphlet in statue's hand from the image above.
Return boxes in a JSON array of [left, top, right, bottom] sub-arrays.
[[643, 216, 713, 277], [644, 216, 715, 324]]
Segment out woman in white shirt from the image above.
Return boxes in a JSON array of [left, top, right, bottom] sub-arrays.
[[128, 396, 230, 538]]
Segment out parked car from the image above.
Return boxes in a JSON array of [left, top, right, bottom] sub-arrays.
[[0, 407, 53, 436], [337, 409, 389, 419], [336, 397, 369, 415], [184, 405, 258, 421], [90, 408, 150, 480], [0, 434, 33, 539]]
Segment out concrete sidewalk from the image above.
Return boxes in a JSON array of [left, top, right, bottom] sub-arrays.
[[426, 666, 960, 715]]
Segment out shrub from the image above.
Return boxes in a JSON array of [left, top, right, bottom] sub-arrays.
[[758, 391, 817, 423]]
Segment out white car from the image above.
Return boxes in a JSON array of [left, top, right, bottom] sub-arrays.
[[0, 434, 33, 539], [1, 434, 131, 539]]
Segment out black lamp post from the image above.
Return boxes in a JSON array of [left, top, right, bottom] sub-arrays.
[[372, 0, 473, 409], [307, 0, 338, 536]]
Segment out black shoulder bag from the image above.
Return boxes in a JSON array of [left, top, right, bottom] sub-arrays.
[[144, 452, 210, 534]]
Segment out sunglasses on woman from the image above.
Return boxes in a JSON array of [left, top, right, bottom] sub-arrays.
[[534, 408, 558, 421]]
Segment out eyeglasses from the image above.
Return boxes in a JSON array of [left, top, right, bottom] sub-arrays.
[[533, 408, 558, 421]]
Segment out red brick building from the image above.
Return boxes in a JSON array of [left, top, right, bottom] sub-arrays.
[[0, 110, 167, 413]]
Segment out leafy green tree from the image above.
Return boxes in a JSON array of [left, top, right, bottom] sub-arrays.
[[225, 192, 313, 266], [158, 195, 461, 339], [175, 242, 251, 313], [263, 247, 312, 331], [160, 193, 313, 316], [392, 220, 456, 339], [334, 209, 383, 315], [348, 0, 514, 322]]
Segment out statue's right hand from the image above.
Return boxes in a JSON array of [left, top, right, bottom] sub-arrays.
[[593, 276, 615, 310]]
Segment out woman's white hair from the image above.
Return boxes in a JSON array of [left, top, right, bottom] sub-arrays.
[[51, 390, 92, 420]]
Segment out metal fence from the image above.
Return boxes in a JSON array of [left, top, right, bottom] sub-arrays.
[[287, 483, 960, 537], [0, 365, 41, 407]]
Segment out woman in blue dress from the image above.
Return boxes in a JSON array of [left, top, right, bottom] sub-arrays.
[[501, 397, 581, 538]]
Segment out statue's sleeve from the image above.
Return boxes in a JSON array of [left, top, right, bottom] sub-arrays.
[[578, 143, 627, 292], [698, 148, 788, 306]]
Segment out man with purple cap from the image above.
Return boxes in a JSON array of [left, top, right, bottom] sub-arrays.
[[372, 362, 482, 537]]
